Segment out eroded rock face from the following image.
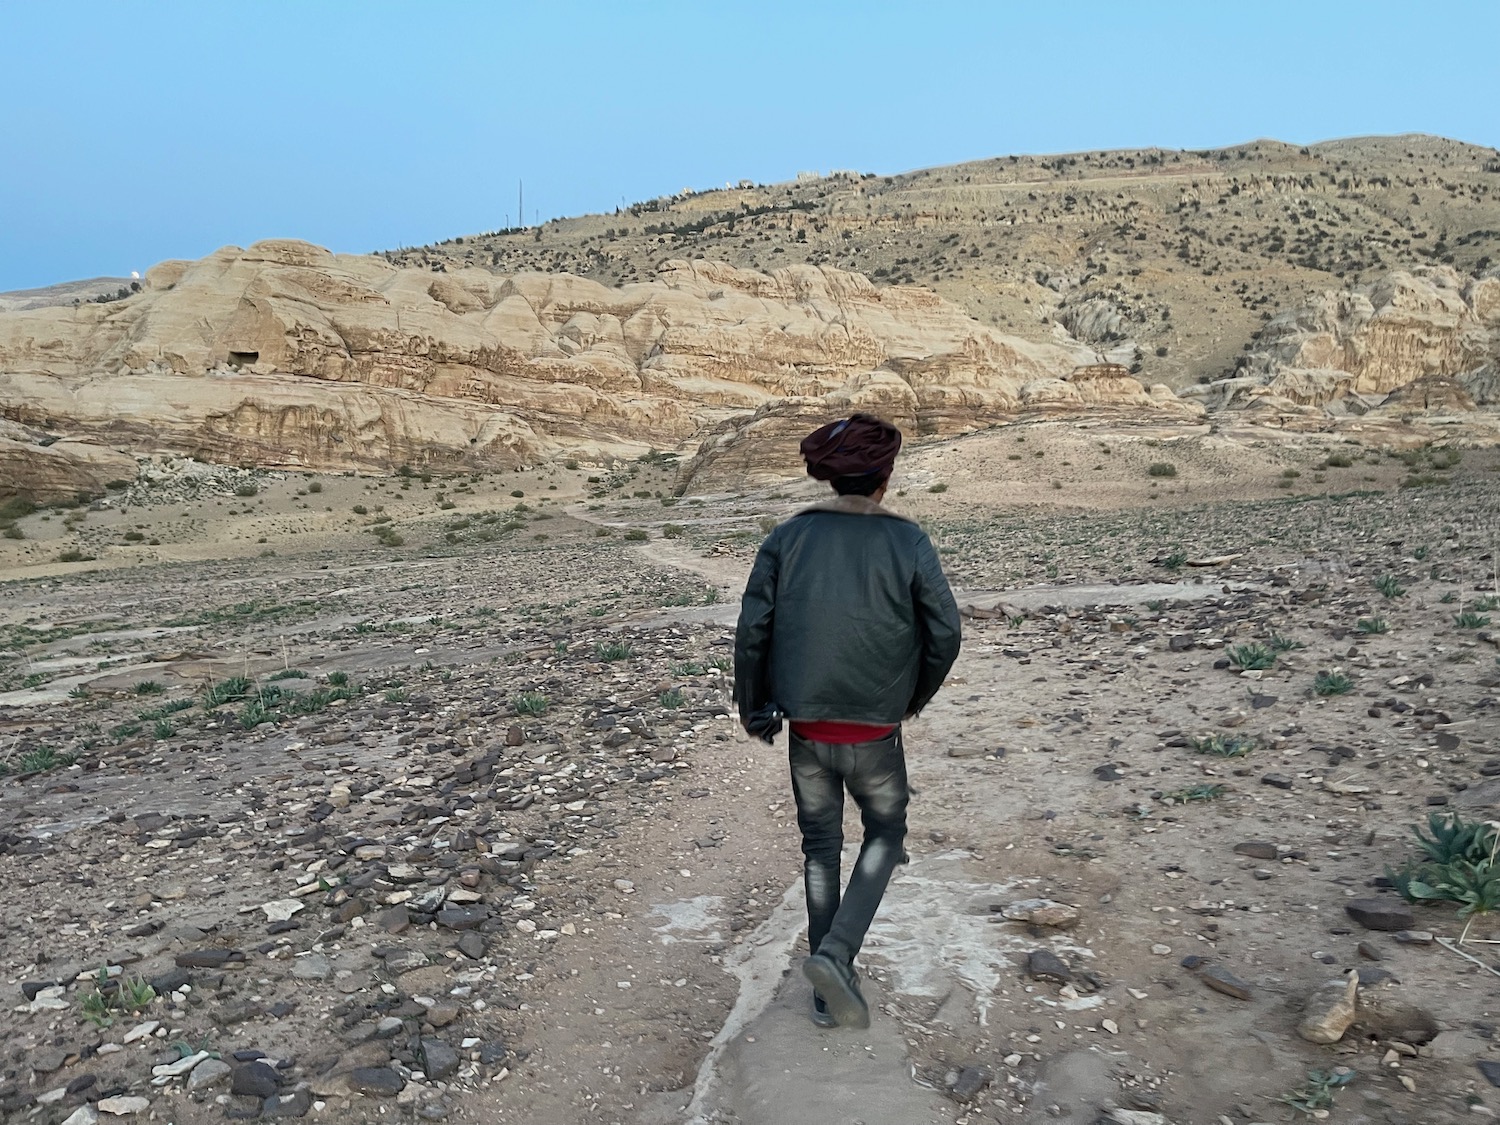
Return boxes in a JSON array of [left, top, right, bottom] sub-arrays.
[[1187, 267, 1500, 421], [0, 243, 1198, 489], [0, 420, 137, 503]]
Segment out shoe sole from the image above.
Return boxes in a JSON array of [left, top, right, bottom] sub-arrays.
[[802, 955, 870, 1029]]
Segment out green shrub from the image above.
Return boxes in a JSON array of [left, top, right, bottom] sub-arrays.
[[662, 524, 685, 538], [928, 482, 948, 493], [308, 481, 322, 493], [133, 680, 165, 695], [57, 549, 96, 563], [1375, 574, 1406, 598], [659, 689, 686, 710], [1323, 453, 1354, 468], [2, 525, 23, 540], [1228, 642, 1275, 670], [1456, 611, 1493, 629], [268, 669, 307, 681], [1314, 670, 1355, 696], [352, 504, 368, 515], [1355, 617, 1389, 634], [624, 529, 648, 541], [595, 641, 633, 661], [202, 676, 254, 709], [234, 483, 258, 498], [1189, 733, 1258, 757], [514, 691, 548, 716], [1147, 462, 1177, 478]]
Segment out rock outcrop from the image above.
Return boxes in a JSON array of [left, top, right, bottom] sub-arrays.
[[1186, 267, 1500, 426], [0, 419, 137, 504], [0, 243, 1199, 495]]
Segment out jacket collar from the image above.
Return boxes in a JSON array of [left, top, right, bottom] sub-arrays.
[[792, 494, 914, 522]]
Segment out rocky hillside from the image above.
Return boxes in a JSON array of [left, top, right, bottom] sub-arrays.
[[390, 134, 1500, 393], [0, 241, 1199, 500], [3, 135, 1500, 501]]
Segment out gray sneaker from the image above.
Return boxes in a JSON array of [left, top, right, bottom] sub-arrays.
[[802, 954, 870, 1029]]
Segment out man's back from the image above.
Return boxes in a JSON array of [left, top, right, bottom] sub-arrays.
[[735, 495, 960, 727]]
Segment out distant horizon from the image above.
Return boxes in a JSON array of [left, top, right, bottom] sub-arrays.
[[4, 1, 1498, 291], [5, 129, 1493, 294]]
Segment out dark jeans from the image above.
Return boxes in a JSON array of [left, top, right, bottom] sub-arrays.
[[788, 728, 910, 967]]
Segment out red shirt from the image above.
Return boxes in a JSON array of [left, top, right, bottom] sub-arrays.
[[790, 720, 896, 744]]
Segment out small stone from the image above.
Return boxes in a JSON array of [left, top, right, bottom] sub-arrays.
[[1179, 955, 1207, 971], [455, 932, 485, 960], [265, 1089, 313, 1118], [348, 1067, 404, 1097], [291, 953, 332, 980], [1346, 898, 1416, 932], [1199, 964, 1253, 1000], [260, 899, 304, 923], [435, 905, 487, 931], [1261, 773, 1294, 790], [375, 905, 410, 933], [231, 1061, 281, 1099], [1394, 929, 1435, 945], [188, 1059, 232, 1092], [1233, 841, 1278, 860], [1026, 950, 1071, 983], [1478, 1059, 1500, 1088], [62, 1108, 99, 1125], [122, 1021, 161, 1044], [1358, 941, 1383, 961], [98, 1097, 151, 1115], [31, 1048, 70, 1072], [152, 1050, 210, 1078], [1092, 764, 1125, 781], [505, 725, 524, 746], [1150, 943, 1172, 956], [421, 1039, 460, 1080], [1297, 972, 1360, 1045], [949, 1066, 991, 1102], [175, 950, 238, 969], [998, 899, 1080, 929], [426, 1004, 460, 1028]]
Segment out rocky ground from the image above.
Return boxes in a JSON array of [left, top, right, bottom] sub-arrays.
[[3, 429, 1500, 1125]]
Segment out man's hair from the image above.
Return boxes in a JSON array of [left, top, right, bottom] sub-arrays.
[[831, 472, 889, 497]]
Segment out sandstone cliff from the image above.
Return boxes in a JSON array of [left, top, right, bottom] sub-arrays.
[[0, 242, 1198, 496], [1185, 267, 1500, 425]]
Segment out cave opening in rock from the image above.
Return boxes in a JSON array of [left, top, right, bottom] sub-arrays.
[[227, 350, 259, 366]]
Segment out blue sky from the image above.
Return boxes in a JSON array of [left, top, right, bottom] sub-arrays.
[[2, 0, 1497, 291]]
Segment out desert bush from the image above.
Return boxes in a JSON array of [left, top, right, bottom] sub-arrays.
[[234, 483, 258, 498], [1455, 611, 1493, 629], [514, 691, 548, 716], [57, 549, 96, 563], [1228, 642, 1275, 670], [1147, 462, 1177, 478], [1374, 575, 1406, 598], [1190, 733, 1258, 757], [595, 641, 633, 661], [2, 526, 22, 540], [928, 482, 948, 493], [1355, 617, 1389, 634], [1323, 453, 1354, 468], [308, 481, 322, 493], [662, 524, 685, 538], [1314, 670, 1355, 696], [624, 529, 648, 541]]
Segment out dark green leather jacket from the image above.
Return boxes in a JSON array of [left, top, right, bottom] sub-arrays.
[[734, 495, 962, 726]]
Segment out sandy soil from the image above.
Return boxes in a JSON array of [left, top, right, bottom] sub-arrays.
[[3, 427, 1500, 1125]]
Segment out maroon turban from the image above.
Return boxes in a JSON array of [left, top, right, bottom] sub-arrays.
[[799, 413, 903, 481]]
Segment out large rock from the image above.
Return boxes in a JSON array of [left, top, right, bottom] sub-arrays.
[[0, 244, 1198, 481]]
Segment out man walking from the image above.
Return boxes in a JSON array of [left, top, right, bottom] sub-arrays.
[[734, 413, 962, 1029]]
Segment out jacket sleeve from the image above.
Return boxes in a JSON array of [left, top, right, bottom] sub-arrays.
[[733, 534, 780, 724], [908, 532, 962, 716]]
